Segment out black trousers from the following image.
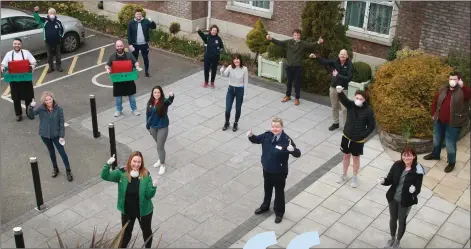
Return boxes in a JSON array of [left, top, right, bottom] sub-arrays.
[[120, 212, 153, 248], [132, 43, 150, 73], [388, 199, 411, 241], [285, 66, 302, 99], [204, 55, 220, 83], [13, 99, 32, 116], [46, 43, 61, 67], [261, 170, 287, 217]]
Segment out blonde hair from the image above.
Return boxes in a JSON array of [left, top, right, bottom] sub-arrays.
[[40, 91, 54, 104], [271, 117, 284, 127], [48, 8, 56, 14]]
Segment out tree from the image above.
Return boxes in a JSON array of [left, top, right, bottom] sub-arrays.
[[300, 1, 353, 95], [246, 19, 270, 63]]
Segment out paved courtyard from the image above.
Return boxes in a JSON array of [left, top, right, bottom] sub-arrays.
[[1, 70, 470, 248]]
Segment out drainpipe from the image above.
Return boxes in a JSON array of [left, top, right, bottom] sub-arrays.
[[206, 1, 211, 30]]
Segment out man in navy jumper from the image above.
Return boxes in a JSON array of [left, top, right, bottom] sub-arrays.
[[247, 117, 301, 223], [127, 8, 156, 78], [34, 6, 64, 73]]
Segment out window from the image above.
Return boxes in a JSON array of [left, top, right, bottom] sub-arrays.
[[11, 16, 41, 32], [344, 1, 395, 38], [226, 1, 274, 19], [1, 18, 16, 35], [233, 1, 271, 11]]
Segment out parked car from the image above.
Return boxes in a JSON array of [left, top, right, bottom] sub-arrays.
[[0, 8, 86, 56]]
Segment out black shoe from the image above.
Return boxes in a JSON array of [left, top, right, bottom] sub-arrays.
[[444, 163, 455, 173], [274, 216, 283, 223], [16, 115, 22, 122], [328, 123, 339, 131], [423, 153, 440, 160], [254, 208, 269, 215], [222, 122, 230, 131], [232, 122, 238, 132], [47, 67, 54, 73], [66, 170, 73, 182], [52, 168, 59, 178], [145, 72, 150, 78], [57, 66, 63, 72]]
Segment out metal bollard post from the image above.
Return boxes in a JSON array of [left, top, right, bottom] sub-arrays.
[[13, 227, 25, 248], [90, 95, 101, 138], [30, 157, 44, 211], [109, 123, 117, 170]]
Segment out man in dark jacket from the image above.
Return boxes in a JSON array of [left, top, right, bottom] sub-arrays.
[[247, 117, 301, 224], [310, 49, 353, 131], [336, 87, 375, 188], [266, 29, 323, 105], [34, 6, 64, 73], [127, 8, 156, 78], [424, 72, 471, 173]]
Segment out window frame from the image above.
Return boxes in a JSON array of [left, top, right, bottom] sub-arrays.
[[226, 0, 274, 19], [233, 1, 272, 13], [10, 16, 42, 33]]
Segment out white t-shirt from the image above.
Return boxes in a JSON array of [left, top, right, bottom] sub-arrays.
[[1, 49, 37, 68]]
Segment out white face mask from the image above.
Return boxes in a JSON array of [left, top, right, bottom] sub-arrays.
[[49, 15, 55, 20], [354, 99, 363, 107], [449, 80, 457, 88], [130, 170, 139, 178]]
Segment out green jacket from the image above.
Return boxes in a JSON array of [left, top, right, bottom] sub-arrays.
[[271, 38, 320, 67], [101, 163, 157, 216]]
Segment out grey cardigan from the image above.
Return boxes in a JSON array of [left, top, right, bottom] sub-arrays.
[[28, 102, 65, 138]]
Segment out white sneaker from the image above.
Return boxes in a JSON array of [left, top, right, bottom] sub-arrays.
[[158, 165, 166, 175], [351, 176, 358, 188], [153, 160, 161, 168], [132, 110, 140, 116], [114, 111, 122, 117], [337, 174, 346, 184]]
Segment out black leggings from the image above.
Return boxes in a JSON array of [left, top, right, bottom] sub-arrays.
[[388, 200, 411, 241], [204, 55, 220, 83], [120, 212, 153, 248]]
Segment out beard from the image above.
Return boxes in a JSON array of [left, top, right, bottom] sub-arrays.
[[116, 49, 124, 54]]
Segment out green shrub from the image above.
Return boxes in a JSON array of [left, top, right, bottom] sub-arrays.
[[246, 19, 270, 59], [4, 1, 84, 15], [266, 43, 285, 61], [351, 62, 372, 82], [370, 54, 453, 138], [387, 37, 401, 61], [118, 3, 146, 26], [301, 59, 332, 96], [169, 22, 181, 36], [395, 46, 425, 60], [443, 49, 471, 86]]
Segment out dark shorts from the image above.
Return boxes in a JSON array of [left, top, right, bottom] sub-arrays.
[[340, 136, 364, 156]]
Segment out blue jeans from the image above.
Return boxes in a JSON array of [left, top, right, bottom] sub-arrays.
[[115, 95, 137, 112], [225, 86, 244, 123], [132, 43, 150, 73], [432, 120, 461, 164], [41, 136, 70, 169]]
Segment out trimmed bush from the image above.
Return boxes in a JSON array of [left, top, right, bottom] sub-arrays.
[[118, 3, 146, 26], [351, 62, 372, 82], [387, 37, 401, 61], [443, 49, 471, 86], [246, 19, 270, 59], [395, 46, 425, 60], [370, 54, 453, 138], [169, 22, 181, 36], [266, 43, 285, 61]]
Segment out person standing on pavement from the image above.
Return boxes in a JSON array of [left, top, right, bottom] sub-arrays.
[[335, 86, 375, 188], [266, 29, 324, 105], [247, 117, 301, 224], [423, 72, 471, 173], [101, 151, 157, 248], [219, 54, 249, 132], [1, 38, 37, 122], [196, 25, 224, 88], [105, 40, 141, 117], [146, 86, 174, 175], [377, 146, 424, 248], [127, 8, 156, 78], [310, 49, 353, 130], [33, 6, 64, 73], [28, 91, 73, 182]]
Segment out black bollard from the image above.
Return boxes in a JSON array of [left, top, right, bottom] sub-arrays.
[[90, 95, 101, 138], [109, 123, 117, 170], [13, 227, 25, 248], [30, 157, 44, 210]]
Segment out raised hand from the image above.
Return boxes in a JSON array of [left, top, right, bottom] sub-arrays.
[[266, 34, 271, 40], [377, 177, 385, 185], [336, 85, 344, 93], [34, 6, 39, 12], [318, 37, 324, 44], [332, 69, 338, 77], [309, 53, 316, 59], [409, 185, 416, 193], [105, 65, 111, 74], [196, 26, 200, 32], [153, 178, 158, 187], [247, 130, 253, 137], [168, 91, 174, 97], [458, 79, 464, 87], [30, 98, 36, 107], [59, 138, 65, 146], [287, 139, 294, 152], [107, 154, 116, 165]]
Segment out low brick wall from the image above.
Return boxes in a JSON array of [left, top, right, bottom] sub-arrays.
[[379, 130, 434, 154]]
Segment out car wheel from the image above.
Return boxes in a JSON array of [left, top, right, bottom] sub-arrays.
[[62, 32, 80, 53]]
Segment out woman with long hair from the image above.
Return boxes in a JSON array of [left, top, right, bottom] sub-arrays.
[[219, 54, 248, 132], [101, 151, 157, 248], [28, 91, 73, 181], [378, 146, 424, 248], [146, 86, 174, 175], [196, 24, 224, 88]]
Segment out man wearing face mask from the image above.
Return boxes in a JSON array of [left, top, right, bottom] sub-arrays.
[[34, 6, 64, 73], [424, 72, 471, 173], [127, 8, 156, 78], [335, 86, 375, 188]]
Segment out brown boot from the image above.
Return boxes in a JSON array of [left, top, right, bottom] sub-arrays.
[[295, 99, 300, 105], [281, 96, 291, 102]]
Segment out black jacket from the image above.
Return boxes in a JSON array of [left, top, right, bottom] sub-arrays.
[[197, 30, 224, 58], [248, 131, 301, 174], [339, 91, 375, 141], [382, 161, 425, 207], [315, 57, 353, 89], [127, 19, 157, 45]]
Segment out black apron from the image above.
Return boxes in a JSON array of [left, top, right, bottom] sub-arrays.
[[112, 53, 137, 97], [9, 50, 34, 101]]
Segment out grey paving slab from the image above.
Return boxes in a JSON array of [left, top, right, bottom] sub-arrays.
[[180, 196, 227, 223], [325, 222, 362, 245], [400, 232, 429, 248], [437, 222, 470, 245], [167, 234, 210, 248], [426, 235, 465, 248], [166, 162, 208, 185], [337, 209, 374, 231], [187, 215, 238, 246], [155, 213, 200, 245]]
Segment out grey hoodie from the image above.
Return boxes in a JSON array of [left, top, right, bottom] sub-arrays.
[[28, 102, 65, 138]]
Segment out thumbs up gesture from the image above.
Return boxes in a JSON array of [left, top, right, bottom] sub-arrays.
[[247, 130, 253, 137], [336, 85, 344, 93], [287, 139, 294, 152], [30, 98, 36, 107], [152, 178, 158, 187], [409, 185, 416, 194], [107, 154, 116, 165]]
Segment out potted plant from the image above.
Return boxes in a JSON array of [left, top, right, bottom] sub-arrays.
[[347, 61, 372, 100], [257, 42, 286, 83]]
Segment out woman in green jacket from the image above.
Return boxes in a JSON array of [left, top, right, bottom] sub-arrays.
[[101, 151, 157, 248]]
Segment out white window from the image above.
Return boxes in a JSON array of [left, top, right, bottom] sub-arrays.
[[226, 1, 274, 19], [343, 1, 397, 44]]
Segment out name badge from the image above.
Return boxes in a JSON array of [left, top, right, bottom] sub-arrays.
[[215, 40, 219, 44], [275, 145, 282, 150], [55, 25, 58, 29]]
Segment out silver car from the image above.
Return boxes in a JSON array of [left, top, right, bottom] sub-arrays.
[[0, 8, 86, 56]]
